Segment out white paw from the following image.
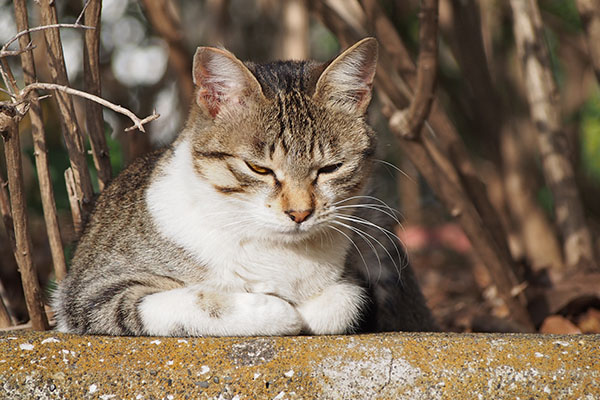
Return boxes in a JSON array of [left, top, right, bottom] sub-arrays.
[[229, 292, 302, 336], [297, 282, 365, 335]]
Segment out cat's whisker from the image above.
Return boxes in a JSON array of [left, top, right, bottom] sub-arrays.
[[328, 225, 371, 283], [222, 217, 259, 229], [331, 220, 383, 284], [337, 213, 405, 248], [374, 159, 413, 182], [335, 213, 406, 280], [333, 195, 405, 224], [334, 204, 402, 226], [333, 217, 400, 281]]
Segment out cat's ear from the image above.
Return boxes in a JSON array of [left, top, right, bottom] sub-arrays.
[[192, 47, 264, 118], [313, 38, 378, 115]]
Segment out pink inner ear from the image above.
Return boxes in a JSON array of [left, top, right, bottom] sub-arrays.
[[195, 62, 223, 118], [197, 87, 222, 118]]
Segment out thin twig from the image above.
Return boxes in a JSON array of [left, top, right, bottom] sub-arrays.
[[0, 42, 35, 59], [124, 111, 161, 132], [0, 23, 93, 54], [76, 0, 92, 26], [0, 87, 14, 97], [21, 82, 159, 132]]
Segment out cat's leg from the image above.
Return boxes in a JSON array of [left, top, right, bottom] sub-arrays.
[[139, 287, 303, 336], [296, 282, 366, 335]]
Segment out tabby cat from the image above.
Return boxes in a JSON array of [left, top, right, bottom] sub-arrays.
[[54, 38, 436, 336]]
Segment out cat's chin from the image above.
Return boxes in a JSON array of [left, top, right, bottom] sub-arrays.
[[275, 229, 314, 242], [269, 224, 330, 244]]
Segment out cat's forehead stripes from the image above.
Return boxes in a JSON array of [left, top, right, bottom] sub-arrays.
[[271, 90, 321, 161], [248, 60, 327, 161]]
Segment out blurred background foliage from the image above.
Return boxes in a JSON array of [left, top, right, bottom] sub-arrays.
[[0, 0, 599, 332]]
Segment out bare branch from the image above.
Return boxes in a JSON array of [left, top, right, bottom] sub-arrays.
[[391, 0, 438, 139], [0, 111, 49, 330], [83, 0, 112, 191], [124, 111, 161, 132], [0, 292, 12, 328], [576, 0, 600, 83], [509, 0, 598, 273], [64, 168, 83, 235], [0, 41, 35, 59], [0, 23, 93, 54], [21, 82, 159, 133], [76, 0, 92, 26], [14, 0, 67, 281], [0, 171, 16, 327], [0, 87, 14, 98]]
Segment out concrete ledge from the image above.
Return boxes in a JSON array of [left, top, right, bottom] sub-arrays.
[[1, 331, 598, 399]]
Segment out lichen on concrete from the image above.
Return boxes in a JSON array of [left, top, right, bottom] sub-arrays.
[[0, 331, 598, 399]]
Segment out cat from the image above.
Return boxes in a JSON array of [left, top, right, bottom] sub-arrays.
[[53, 38, 436, 336]]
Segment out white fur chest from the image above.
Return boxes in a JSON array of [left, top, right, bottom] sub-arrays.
[[145, 140, 348, 303]]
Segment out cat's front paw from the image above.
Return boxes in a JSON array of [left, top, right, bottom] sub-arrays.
[[230, 292, 302, 336], [297, 282, 366, 335]]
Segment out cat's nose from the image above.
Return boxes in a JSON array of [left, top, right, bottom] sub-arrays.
[[285, 209, 313, 224]]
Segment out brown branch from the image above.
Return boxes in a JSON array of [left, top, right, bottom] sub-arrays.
[[64, 168, 83, 235], [0, 172, 16, 328], [38, 0, 96, 227], [0, 171, 18, 328], [509, 0, 598, 273], [83, 0, 112, 191], [0, 110, 49, 331], [139, 0, 194, 106], [0, 170, 17, 255], [576, 0, 600, 83], [360, 0, 513, 262], [384, 98, 535, 332], [390, 0, 438, 139], [0, 291, 12, 328], [14, 0, 67, 282], [20, 83, 159, 133]]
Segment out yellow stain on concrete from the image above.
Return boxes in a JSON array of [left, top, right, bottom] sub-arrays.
[[0, 331, 598, 399]]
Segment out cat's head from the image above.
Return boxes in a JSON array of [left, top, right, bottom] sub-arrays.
[[185, 38, 378, 241]]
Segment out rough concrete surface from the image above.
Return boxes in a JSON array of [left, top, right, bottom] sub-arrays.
[[0, 331, 598, 399]]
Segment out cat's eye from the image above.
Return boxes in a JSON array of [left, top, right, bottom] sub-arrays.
[[245, 161, 272, 175], [318, 163, 343, 175]]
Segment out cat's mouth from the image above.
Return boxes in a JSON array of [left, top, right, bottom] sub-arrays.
[[275, 220, 328, 241]]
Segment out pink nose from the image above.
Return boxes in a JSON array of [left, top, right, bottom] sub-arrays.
[[285, 209, 313, 224]]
